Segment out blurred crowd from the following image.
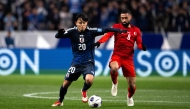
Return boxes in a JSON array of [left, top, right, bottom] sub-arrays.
[[0, 0, 190, 32]]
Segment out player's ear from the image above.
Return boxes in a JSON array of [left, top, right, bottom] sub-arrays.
[[75, 21, 78, 26], [130, 14, 132, 19]]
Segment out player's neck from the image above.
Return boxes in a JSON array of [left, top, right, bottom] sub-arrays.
[[121, 23, 131, 28], [128, 24, 131, 28]]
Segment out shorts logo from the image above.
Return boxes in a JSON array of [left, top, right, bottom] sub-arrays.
[[66, 73, 70, 77], [91, 71, 94, 74]]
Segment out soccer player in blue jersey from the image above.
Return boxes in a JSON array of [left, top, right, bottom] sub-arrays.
[[51, 13, 126, 106]]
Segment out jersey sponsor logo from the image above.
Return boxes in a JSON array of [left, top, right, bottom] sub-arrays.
[[79, 35, 84, 43]]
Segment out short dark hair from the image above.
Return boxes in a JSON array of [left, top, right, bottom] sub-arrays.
[[120, 9, 131, 15], [75, 13, 88, 22]]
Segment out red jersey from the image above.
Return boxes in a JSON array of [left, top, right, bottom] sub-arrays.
[[98, 23, 143, 60]]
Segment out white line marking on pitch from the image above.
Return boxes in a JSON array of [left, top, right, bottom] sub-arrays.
[[23, 92, 190, 104]]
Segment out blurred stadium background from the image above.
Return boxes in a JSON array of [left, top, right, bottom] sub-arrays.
[[0, 0, 189, 77], [0, 0, 190, 109]]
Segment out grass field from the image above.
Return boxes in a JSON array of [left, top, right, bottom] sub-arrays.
[[0, 75, 190, 109]]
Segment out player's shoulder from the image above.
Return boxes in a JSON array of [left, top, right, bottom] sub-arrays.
[[131, 25, 140, 31], [87, 26, 103, 33], [65, 26, 77, 32], [87, 26, 98, 30], [112, 23, 121, 28]]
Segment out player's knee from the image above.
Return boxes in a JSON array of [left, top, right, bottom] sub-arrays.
[[85, 78, 93, 85], [85, 74, 94, 85], [111, 67, 118, 73], [129, 83, 136, 90], [62, 80, 72, 88]]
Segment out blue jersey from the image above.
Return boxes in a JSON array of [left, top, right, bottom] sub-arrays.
[[55, 26, 121, 65]]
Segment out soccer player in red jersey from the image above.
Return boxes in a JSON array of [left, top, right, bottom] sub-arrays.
[[94, 9, 146, 106]]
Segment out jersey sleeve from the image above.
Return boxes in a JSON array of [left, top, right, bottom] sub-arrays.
[[90, 27, 121, 37], [136, 27, 143, 50], [98, 32, 114, 43], [97, 24, 117, 43]]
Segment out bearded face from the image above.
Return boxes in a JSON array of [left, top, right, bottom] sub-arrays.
[[120, 13, 132, 27]]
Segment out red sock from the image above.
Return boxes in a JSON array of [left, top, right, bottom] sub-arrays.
[[128, 86, 136, 98], [110, 71, 118, 84]]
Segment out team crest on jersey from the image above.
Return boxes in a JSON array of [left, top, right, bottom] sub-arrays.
[[134, 32, 137, 35], [79, 35, 84, 43]]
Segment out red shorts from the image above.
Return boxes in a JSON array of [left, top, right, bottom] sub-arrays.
[[109, 55, 135, 77]]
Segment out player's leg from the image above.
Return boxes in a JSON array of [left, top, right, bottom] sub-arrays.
[[122, 60, 136, 106], [81, 63, 95, 103], [52, 80, 72, 106], [127, 77, 136, 98], [81, 74, 94, 102], [52, 65, 81, 106], [126, 76, 136, 106], [82, 74, 94, 91], [110, 61, 119, 96], [109, 55, 121, 96], [110, 61, 119, 84]]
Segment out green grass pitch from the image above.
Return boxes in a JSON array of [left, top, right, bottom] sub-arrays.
[[0, 75, 190, 109]]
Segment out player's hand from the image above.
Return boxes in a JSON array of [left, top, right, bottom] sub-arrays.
[[93, 42, 100, 48], [142, 43, 146, 51], [58, 29, 65, 34], [119, 29, 127, 34]]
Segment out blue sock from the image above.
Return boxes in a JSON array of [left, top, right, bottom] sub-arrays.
[[82, 82, 92, 91], [59, 85, 67, 102]]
